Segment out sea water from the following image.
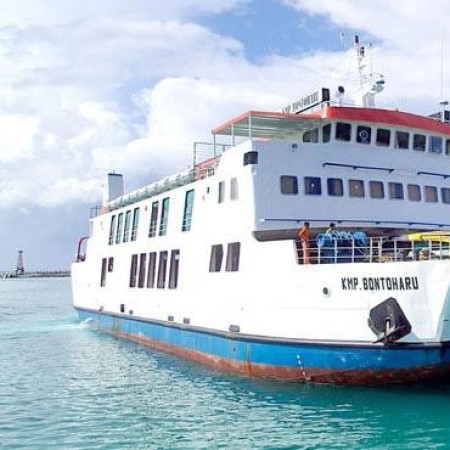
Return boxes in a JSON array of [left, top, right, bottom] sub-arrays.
[[1, 278, 450, 450]]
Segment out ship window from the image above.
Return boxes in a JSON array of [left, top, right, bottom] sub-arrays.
[[369, 181, 384, 199], [425, 185, 438, 203], [123, 210, 131, 243], [413, 134, 426, 151], [182, 190, 195, 232], [280, 176, 298, 195], [388, 182, 404, 199], [230, 178, 239, 200], [243, 151, 258, 166], [441, 188, 450, 204], [115, 213, 124, 244], [108, 215, 116, 245], [148, 201, 159, 237], [327, 178, 343, 196], [335, 122, 351, 141], [157, 251, 168, 289], [209, 245, 223, 272], [356, 125, 371, 144], [159, 198, 170, 236], [168, 249, 180, 289], [218, 181, 225, 203], [349, 179, 365, 197], [226, 242, 241, 272], [131, 207, 140, 241], [446, 140, 450, 155], [303, 128, 319, 142], [376, 128, 391, 147], [108, 257, 114, 272], [138, 253, 147, 288], [429, 136, 443, 154], [322, 124, 331, 143], [129, 254, 138, 288], [407, 184, 421, 201], [100, 258, 107, 287], [304, 177, 322, 195], [395, 131, 409, 149], [146, 252, 157, 288]]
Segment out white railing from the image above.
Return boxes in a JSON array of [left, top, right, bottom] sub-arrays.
[[296, 234, 450, 265]]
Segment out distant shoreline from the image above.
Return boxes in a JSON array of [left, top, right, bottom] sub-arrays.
[[0, 271, 70, 279]]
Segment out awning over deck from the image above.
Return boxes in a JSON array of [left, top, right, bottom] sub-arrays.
[[211, 110, 323, 140]]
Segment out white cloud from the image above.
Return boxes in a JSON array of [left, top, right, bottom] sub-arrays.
[[0, 0, 450, 211]]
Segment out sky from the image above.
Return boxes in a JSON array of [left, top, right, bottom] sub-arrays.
[[1, 0, 450, 271]]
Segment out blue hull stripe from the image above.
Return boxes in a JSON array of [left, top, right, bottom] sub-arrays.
[[76, 308, 450, 372]]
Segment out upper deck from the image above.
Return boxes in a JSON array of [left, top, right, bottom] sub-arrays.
[[212, 105, 450, 142]]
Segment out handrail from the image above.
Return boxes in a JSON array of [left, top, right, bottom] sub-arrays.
[[322, 162, 395, 173], [296, 235, 450, 265], [76, 236, 89, 262]]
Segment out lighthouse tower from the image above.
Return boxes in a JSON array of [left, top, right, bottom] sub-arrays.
[[16, 250, 25, 275]]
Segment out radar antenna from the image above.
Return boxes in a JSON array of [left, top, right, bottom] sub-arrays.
[[353, 35, 385, 108]]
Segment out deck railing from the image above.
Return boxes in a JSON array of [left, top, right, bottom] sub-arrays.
[[296, 234, 450, 265]]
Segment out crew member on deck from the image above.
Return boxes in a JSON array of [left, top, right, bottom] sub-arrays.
[[298, 222, 311, 264], [326, 222, 336, 234]]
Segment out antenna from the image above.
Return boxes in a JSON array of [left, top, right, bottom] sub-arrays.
[[440, 28, 445, 102], [339, 31, 345, 50]]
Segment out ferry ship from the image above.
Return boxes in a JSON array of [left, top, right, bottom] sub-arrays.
[[72, 37, 450, 384]]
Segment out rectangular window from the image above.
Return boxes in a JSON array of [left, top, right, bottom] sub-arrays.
[[356, 125, 371, 144], [369, 181, 384, 199], [107, 257, 114, 272], [376, 128, 391, 147], [168, 249, 180, 289], [446, 139, 450, 155], [322, 124, 331, 143], [395, 131, 409, 149], [280, 176, 298, 195], [425, 185, 438, 203], [146, 252, 157, 288], [226, 242, 241, 272], [349, 179, 365, 197], [327, 178, 343, 196], [303, 128, 319, 142], [429, 136, 443, 154], [389, 182, 404, 199], [157, 251, 168, 289], [123, 210, 131, 243], [108, 215, 116, 245], [100, 258, 107, 287], [230, 178, 238, 200], [441, 188, 450, 204], [218, 181, 225, 203], [131, 207, 140, 241], [407, 184, 421, 201], [335, 122, 351, 141], [115, 212, 124, 244], [304, 177, 322, 195], [148, 201, 159, 238], [209, 245, 223, 272], [243, 151, 258, 165], [413, 134, 426, 151], [159, 198, 170, 236], [138, 253, 147, 288], [129, 254, 138, 288], [182, 190, 195, 232]]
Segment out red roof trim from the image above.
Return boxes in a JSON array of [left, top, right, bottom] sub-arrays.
[[211, 110, 321, 134], [212, 106, 450, 136], [323, 106, 450, 135]]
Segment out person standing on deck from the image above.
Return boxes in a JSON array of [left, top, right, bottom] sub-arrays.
[[298, 222, 311, 264], [326, 222, 336, 234]]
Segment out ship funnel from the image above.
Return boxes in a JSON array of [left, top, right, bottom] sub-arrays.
[[102, 173, 124, 205]]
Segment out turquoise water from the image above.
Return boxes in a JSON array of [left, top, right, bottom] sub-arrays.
[[1, 279, 450, 449]]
